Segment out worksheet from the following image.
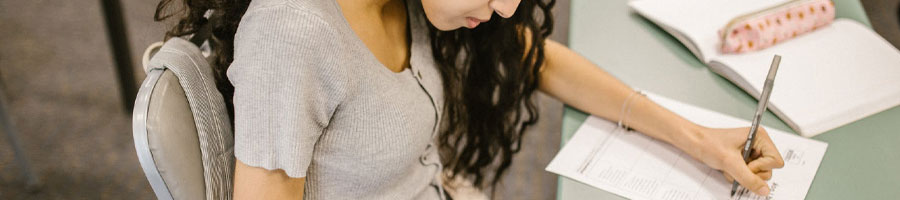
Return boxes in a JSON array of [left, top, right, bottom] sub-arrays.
[[546, 93, 827, 200]]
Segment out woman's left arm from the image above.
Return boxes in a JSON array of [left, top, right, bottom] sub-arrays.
[[537, 39, 784, 196]]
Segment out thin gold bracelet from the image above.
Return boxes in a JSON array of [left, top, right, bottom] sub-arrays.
[[618, 90, 645, 131]]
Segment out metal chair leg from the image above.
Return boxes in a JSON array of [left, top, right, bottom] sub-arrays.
[[100, 0, 137, 114]]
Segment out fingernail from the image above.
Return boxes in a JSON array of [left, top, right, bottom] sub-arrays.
[[758, 186, 770, 196]]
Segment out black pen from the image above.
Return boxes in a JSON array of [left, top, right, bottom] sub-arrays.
[[731, 55, 781, 197]]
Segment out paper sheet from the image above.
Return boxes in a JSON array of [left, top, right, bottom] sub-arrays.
[[546, 93, 827, 200]]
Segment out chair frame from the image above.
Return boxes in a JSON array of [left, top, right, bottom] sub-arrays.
[[132, 68, 175, 200], [134, 15, 216, 199]]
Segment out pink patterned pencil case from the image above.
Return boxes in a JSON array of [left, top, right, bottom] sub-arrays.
[[719, 0, 836, 54]]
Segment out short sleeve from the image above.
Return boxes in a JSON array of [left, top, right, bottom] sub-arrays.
[[228, 4, 348, 178]]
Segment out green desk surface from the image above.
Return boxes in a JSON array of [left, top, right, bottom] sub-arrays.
[[558, 0, 899, 199]]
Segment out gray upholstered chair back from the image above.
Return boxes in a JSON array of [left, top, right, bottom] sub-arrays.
[[133, 37, 234, 200]]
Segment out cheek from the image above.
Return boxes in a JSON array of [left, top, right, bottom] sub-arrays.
[[421, 0, 483, 30], [421, 6, 454, 30], [420, 0, 457, 30]]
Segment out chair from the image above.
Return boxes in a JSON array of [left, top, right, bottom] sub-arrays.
[[132, 34, 234, 200]]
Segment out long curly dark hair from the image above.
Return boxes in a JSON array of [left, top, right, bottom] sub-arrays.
[[155, 0, 555, 190], [429, 1, 554, 189]]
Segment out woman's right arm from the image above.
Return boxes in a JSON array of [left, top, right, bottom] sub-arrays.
[[230, 5, 347, 200], [233, 159, 305, 199]]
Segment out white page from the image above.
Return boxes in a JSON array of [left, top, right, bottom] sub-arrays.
[[710, 19, 900, 136], [630, 0, 900, 136], [546, 92, 828, 200], [628, 0, 789, 62]]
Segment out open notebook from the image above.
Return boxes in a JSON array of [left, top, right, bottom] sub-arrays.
[[628, 0, 900, 137]]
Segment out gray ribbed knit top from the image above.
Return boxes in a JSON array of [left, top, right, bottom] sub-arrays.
[[228, 0, 446, 199]]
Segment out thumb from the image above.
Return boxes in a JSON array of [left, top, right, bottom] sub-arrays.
[[726, 157, 770, 196]]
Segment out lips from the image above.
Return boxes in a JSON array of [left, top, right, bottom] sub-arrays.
[[466, 17, 488, 29]]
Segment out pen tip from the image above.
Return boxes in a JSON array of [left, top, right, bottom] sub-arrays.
[[731, 190, 736, 197]]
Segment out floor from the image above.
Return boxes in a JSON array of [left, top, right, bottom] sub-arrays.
[[0, 0, 162, 199], [0, 0, 896, 199]]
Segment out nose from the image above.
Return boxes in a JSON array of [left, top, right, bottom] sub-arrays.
[[489, 0, 521, 18]]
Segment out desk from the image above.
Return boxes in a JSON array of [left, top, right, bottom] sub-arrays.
[[557, 0, 900, 199]]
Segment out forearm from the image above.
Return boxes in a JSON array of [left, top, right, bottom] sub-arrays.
[[234, 160, 305, 199], [538, 40, 704, 154]]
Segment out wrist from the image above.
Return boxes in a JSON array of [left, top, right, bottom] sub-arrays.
[[669, 121, 707, 158]]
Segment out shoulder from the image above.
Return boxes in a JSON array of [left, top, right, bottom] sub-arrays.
[[229, 0, 354, 87], [243, 0, 343, 23], [236, 0, 348, 48], [232, 0, 352, 64]]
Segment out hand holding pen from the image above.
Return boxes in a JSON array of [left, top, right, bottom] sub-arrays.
[[675, 55, 786, 197], [731, 55, 783, 197]]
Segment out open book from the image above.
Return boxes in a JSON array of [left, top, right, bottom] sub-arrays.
[[628, 0, 900, 137]]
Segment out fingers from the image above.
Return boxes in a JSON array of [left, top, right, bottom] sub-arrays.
[[724, 155, 771, 196], [747, 156, 783, 172], [729, 128, 780, 195], [749, 147, 763, 160], [756, 170, 772, 180], [752, 128, 785, 170], [712, 126, 782, 196], [723, 170, 772, 182]]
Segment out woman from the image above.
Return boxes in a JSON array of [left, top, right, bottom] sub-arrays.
[[155, 0, 784, 199]]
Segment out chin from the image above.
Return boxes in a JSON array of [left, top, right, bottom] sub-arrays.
[[432, 22, 462, 31]]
